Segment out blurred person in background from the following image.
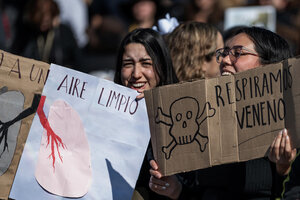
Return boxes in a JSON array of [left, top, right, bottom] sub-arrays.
[[3, 0, 30, 54], [18, 0, 80, 68], [166, 21, 223, 81], [119, 0, 165, 32], [0, 0, 13, 51], [183, 0, 224, 30], [78, 0, 127, 77], [54, 0, 89, 49], [248, 0, 300, 55], [85, 0, 127, 55]]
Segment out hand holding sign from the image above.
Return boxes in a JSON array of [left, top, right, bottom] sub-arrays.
[[149, 160, 182, 200], [268, 128, 297, 175]]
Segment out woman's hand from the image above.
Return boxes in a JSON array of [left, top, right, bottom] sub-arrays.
[[149, 160, 182, 200], [268, 128, 297, 175], [136, 92, 144, 100]]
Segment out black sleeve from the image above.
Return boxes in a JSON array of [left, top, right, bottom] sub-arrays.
[[282, 151, 300, 200], [175, 170, 205, 200], [146, 141, 154, 162]]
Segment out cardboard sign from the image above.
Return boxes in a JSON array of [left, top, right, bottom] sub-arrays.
[[224, 5, 276, 32], [145, 56, 300, 176], [10, 64, 150, 200], [0, 50, 49, 199]]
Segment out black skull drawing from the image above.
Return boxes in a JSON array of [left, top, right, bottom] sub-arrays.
[[156, 97, 216, 159]]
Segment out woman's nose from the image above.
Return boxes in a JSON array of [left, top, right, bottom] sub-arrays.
[[221, 53, 233, 66], [132, 64, 142, 78]]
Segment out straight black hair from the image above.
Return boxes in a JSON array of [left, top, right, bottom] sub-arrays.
[[114, 28, 178, 86], [235, 26, 293, 64]]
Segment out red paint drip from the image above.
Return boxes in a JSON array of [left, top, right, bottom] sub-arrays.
[[37, 95, 66, 170]]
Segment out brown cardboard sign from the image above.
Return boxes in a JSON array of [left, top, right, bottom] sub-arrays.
[[0, 50, 49, 199], [144, 56, 300, 176]]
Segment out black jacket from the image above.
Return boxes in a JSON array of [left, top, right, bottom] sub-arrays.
[[178, 157, 285, 200], [282, 152, 300, 200]]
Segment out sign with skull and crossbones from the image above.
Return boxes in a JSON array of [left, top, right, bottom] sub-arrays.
[[156, 96, 216, 159]]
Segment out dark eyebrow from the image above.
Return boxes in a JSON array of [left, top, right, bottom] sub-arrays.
[[122, 58, 133, 62], [223, 45, 242, 49], [231, 45, 243, 49], [139, 58, 152, 62]]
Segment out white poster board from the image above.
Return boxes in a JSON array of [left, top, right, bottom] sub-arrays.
[[224, 5, 276, 32], [10, 64, 150, 199]]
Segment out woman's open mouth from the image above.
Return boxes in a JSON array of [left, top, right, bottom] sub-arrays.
[[130, 82, 146, 91], [221, 71, 234, 76]]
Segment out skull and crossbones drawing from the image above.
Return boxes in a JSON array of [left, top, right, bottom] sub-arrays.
[[156, 97, 216, 159]]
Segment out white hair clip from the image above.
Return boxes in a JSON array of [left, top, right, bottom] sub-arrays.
[[152, 13, 179, 35]]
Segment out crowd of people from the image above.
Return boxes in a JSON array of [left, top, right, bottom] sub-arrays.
[[109, 1, 300, 200], [0, 0, 299, 76], [1, 0, 300, 199], [149, 26, 297, 200], [113, 26, 298, 200]]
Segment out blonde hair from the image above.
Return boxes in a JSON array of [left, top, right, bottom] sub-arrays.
[[166, 21, 219, 81]]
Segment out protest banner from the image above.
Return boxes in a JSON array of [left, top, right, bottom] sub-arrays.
[[10, 64, 150, 200], [0, 50, 49, 199], [145, 56, 300, 176], [224, 5, 276, 32]]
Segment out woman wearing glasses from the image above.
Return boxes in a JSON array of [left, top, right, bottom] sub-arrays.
[[149, 26, 296, 200], [216, 26, 293, 75]]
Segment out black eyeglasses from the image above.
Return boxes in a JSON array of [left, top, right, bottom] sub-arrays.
[[215, 45, 259, 64]]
